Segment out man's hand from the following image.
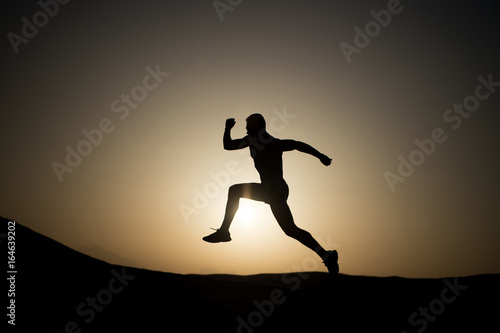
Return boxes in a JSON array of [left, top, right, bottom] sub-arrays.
[[320, 154, 332, 166], [225, 118, 236, 129]]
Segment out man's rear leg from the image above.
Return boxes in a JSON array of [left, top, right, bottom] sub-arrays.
[[270, 202, 339, 276], [270, 202, 326, 256]]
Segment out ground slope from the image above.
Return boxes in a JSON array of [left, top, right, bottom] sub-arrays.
[[2, 217, 498, 332]]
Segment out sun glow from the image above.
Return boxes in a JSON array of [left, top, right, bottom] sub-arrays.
[[236, 201, 255, 224]]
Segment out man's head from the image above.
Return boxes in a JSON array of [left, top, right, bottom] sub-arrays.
[[246, 113, 266, 136]]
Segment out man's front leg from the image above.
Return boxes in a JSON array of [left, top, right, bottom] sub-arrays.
[[220, 184, 244, 231]]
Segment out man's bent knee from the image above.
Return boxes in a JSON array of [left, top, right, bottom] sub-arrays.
[[228, 184, 246, 198], [228, 184, 239, 197]]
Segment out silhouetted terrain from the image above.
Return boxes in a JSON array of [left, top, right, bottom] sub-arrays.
[[3, 217, 498, 332]]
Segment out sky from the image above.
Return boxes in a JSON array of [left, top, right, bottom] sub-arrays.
[[1, 0, 499, 278]]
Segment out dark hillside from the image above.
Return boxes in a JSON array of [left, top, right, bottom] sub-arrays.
[[3, 217, 498, 332]]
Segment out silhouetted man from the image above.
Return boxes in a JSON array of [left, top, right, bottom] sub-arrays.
[[203, 114, 338, 276]]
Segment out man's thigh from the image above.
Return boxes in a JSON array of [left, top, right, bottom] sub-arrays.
[[232, 183, 267, 202]]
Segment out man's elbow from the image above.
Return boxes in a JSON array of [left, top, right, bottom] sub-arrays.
[[224, 142, 235, 150], [223, 138, 230, 149]]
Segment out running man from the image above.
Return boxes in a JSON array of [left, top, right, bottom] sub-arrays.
[[203, 114, 338, 276]]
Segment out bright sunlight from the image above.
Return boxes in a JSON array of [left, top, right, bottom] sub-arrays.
[[235, 200, 255, 225]]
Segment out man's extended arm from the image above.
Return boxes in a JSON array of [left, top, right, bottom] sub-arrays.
[[223, 118, 248, 150], [283, 140, 332, 166]]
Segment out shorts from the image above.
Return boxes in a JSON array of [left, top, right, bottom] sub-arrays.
[[262, 179, 289, 204]]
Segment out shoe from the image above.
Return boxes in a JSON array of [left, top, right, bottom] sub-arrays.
[[323, 250, 339, 278], [203, 229, 231, 243]]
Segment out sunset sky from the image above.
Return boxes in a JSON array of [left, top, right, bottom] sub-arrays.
[[2, 0, 499, 278]]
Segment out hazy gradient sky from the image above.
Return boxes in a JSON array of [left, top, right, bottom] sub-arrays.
[[2, 0, 499, 278]]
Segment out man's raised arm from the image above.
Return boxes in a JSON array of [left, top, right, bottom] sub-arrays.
[[223, 118, 248, 150]]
